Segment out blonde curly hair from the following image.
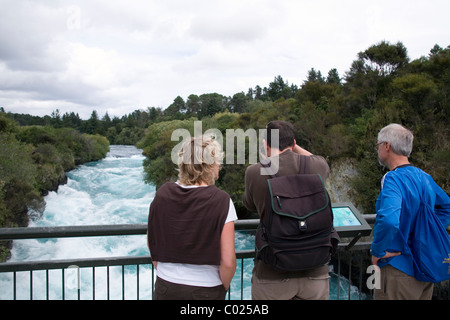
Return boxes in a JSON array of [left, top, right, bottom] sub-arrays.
[[177, 135, 223, 186]]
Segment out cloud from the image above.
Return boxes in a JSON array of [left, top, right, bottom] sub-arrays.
[[0, 0, 449, 119], [0, 2, 68, 71], [188, 1, 281, 43]]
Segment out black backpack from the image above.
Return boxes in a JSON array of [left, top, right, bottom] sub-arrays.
[[255, 156, 337, 271]]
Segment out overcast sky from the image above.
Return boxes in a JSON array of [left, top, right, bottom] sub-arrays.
[[1, 0, 449, 119]]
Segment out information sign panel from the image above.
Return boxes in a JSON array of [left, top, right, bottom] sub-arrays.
[[332, 202, 372, 237]]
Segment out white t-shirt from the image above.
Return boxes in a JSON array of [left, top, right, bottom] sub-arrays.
[[155, 183, 238, 287]]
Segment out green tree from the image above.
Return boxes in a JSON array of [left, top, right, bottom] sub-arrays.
[[50, 109, 62, 128], [0, 114, 42, 232], [198, 93, 226, 118], [148, 106, 163, 122], [343, 41, 409, 115], [306, 68, 325, 83], [326, 68, 341, 84], [254, 85, 263, 100], [164, 96, 186, 119], [391, 73, 437, 113], [230, 92, 249, 113], [85, 110, 102, 135], [61, 112, 83, 130], [265, 75, 295, 101], [186, 94, 200, 117], [359, 40, 409, 76]]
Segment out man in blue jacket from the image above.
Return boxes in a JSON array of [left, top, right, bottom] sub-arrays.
[[371, 123, 450, 300]]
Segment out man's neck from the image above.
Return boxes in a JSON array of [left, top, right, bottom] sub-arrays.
[[388, 156, 410, 171], [267, 147, 292, 157]]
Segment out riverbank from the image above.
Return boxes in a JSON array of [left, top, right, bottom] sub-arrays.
[[0, 146, 157, 299], [0, 114, 110, 261]]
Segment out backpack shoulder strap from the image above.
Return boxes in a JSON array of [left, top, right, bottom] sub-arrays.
[[261, 155, 311, 177], [260, 160, 278, 178]]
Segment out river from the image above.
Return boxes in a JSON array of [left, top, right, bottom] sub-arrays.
[[0, 145, 362, 300]]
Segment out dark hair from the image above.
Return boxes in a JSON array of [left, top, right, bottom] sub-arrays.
[[266, 120, 295, 150]]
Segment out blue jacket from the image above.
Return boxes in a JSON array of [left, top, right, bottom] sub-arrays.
[[371, 165, 450, 277]]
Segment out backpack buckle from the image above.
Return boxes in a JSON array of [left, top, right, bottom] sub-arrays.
[[299, 220, 307, 231]]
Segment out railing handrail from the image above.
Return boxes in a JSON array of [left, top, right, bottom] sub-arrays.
[[0, 216, 380, 300], [0, 220, 260, 273], [0, 217, 376, 271], [0, 215, 378, 241], [0, 219, 261, 241], [0, 250, 258, 273]]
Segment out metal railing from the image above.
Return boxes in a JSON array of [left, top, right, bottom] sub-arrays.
[[1, 216, 445, 300], [0, 219, 257, 300]]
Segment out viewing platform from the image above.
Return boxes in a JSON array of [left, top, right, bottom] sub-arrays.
[[0, 214, 448, 300]]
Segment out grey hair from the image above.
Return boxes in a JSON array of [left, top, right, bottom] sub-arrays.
[[377, 123, 414, 157]]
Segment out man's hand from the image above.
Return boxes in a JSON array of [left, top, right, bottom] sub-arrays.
[[293, 144, 313, 156], [371, 252, 401, 266]]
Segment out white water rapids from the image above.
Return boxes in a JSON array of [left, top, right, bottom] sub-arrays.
[[0, 145, 363, 300]]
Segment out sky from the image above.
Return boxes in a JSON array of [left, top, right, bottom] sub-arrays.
[[0, 0, 449, 120]]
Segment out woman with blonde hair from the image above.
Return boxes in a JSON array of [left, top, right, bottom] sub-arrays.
[[147, 135, 237, 300]]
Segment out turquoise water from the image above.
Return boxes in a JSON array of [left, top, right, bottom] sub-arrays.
[[0, 145, 364, 300]]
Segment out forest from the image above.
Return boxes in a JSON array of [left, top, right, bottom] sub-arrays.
[[1, 41, 449, 232], [0, 114, 109, 260], [136, 41, 450, 219]]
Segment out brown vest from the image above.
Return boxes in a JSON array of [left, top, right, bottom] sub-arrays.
[[148, 182, 229, 265]]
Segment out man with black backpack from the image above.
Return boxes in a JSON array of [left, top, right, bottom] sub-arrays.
[[243, 120, 337, 300]]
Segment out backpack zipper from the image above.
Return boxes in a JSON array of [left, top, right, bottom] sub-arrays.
[[276, 196, 282, 208]]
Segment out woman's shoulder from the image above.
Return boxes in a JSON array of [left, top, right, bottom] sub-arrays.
[[210, 184, 231, 200], [156, 181, 177, 191]]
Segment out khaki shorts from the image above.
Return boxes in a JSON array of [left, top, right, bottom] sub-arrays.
[[374, 265, 434, 300], [251, 272, 330, 300]]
